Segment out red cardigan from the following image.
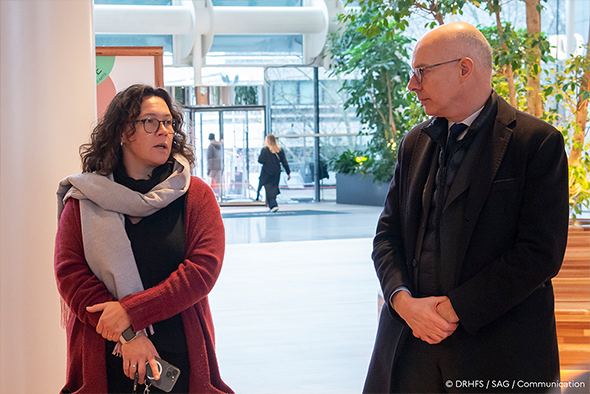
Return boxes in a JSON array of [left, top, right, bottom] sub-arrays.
[[54, 176, 233, 394]]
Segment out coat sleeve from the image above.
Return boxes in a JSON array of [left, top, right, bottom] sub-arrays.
[[372, 138, 413, 314], [258, 148, 267, 164], [54, 198, 116, 327], [119, 178, 225, 331], [279, 149, 290, 175], [448, 126, 569, 334]]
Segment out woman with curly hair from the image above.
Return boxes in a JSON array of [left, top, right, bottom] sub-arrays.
[[54, 84, 232, 394]]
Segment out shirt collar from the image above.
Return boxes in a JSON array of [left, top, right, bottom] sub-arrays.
[[448, 106, 485, 140]]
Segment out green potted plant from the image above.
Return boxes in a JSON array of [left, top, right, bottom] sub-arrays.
[[327, 3, 427, 205]]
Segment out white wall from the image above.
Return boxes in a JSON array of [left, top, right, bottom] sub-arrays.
[[0, 1, 96, 392]]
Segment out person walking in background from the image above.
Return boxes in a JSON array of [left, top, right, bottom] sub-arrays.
[[364, 22, 569, 393], [54, 84, 232, 394], [207, 133, 223, 198], [258, 134, 291, 212]]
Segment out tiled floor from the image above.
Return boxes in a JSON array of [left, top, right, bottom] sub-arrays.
[[209, 202, 384, 393]]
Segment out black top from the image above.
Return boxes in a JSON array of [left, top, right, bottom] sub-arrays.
[[258, 147, 290, 176], [113, 161, 188, 353]]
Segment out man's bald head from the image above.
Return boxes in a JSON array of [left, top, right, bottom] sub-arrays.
[[408, 22, 493, 121], [419, 22, 493, 78]]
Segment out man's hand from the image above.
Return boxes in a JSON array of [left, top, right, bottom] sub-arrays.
[[391, 291, 458, 344], [86, 301, 131, 342], [121, 333, 160, 384], [436, 296, 459, 324]]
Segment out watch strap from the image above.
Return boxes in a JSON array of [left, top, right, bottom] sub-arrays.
[[119, 326, 137, 344]]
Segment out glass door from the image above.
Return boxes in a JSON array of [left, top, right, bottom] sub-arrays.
[[182, 105, 266, 204]]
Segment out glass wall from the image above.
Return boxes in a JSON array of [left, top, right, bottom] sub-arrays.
[[207, 35, 303, 66], [211, 0, 301, 5], [94, 0, 589, 206], [266, 67, 365, 203], [178, 67, 365, 204], [183, 105, 266, 204]]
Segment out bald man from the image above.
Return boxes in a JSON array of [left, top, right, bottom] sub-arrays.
[[364, 22, 569, 393]]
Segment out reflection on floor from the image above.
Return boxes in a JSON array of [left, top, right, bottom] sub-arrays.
[[210, 203, 383, 393]]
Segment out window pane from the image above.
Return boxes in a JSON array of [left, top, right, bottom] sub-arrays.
[[299, 81, 314, 106], [207, 35, 303, 65], [272, 81, 299, 106], [95, 0, 171, 4], [212, 0, 301, 6], [95, 34, 173, 53]]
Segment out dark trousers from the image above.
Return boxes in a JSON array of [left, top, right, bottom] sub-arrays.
[[264, 184, 279, 209], [390, 334, 461, 393]]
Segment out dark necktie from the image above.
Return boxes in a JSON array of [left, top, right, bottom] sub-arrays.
[[447, 122, 468, 155]]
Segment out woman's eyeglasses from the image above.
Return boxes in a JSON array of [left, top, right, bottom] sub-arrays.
[[134, 118, 176, 134]]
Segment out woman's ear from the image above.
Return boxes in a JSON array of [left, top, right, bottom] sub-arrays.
[[121, 130, 131, 144]]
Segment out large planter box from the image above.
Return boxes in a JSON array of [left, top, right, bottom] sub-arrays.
[[336, 173, 390, 206]]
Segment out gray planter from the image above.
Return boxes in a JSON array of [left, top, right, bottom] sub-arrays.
[[336, 173, 390, 206]]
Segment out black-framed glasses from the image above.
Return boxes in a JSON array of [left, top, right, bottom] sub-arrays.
[[409, 58, 462, 84], [133, 118, 176, 134]]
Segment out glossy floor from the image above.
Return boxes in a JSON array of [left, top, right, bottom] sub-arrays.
[[209, 202, 384, 393]]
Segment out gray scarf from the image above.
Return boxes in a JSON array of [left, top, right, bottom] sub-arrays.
[[57, 154, 191, 303]]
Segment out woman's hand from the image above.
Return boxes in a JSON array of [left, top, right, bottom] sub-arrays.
[[86, 301, 131, 342], [121, 332, 161, 384]]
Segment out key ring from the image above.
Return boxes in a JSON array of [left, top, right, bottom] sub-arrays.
[[143, 380, 152, 394]]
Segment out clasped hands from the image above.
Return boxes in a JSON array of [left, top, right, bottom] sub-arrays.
[[86, 301, 160, 384], [392, 291, 459, 344]]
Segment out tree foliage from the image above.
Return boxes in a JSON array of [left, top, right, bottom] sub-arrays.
[[542, 46, 590, 217], [331, 0, 589, 215], [328, 4, 427, 183], [479, 24, 553, 112]]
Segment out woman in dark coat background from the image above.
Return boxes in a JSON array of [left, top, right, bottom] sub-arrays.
[[257, 134, 290, 212]]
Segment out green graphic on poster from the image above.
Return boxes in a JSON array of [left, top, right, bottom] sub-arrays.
[[96, 56, 115, 85]]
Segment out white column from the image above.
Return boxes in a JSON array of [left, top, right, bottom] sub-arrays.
[[0, 1, 96, 393], [566, 0, 576, 57]]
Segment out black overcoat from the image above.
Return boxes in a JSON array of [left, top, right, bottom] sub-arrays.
[[258, 147, 290, 199], [364, 92, 569, 393]]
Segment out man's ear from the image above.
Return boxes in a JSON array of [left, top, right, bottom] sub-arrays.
[[460, 57, 475, 81]]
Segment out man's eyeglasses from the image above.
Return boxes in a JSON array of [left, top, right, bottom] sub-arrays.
[[409, 58, 462, 84], [134, 118, 176, 134]]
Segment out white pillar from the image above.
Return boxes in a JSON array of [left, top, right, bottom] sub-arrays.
[[566, 0, 576, 57], [0, 1, 96, 393]]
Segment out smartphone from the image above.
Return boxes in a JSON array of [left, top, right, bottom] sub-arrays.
[[145, 357, 181, 393]]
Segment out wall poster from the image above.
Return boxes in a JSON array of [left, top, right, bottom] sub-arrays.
[[96, 46, 164, 119]]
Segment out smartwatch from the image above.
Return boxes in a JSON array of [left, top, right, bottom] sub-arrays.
[[119, 326, 137, 344]]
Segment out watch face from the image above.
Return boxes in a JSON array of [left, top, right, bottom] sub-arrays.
[[122, 327, 135, 341]]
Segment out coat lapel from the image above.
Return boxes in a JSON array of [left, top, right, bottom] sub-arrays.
[[462, 95, 515, 232]]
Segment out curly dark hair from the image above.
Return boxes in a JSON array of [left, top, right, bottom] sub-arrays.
[[80, 84, 195, 175]]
